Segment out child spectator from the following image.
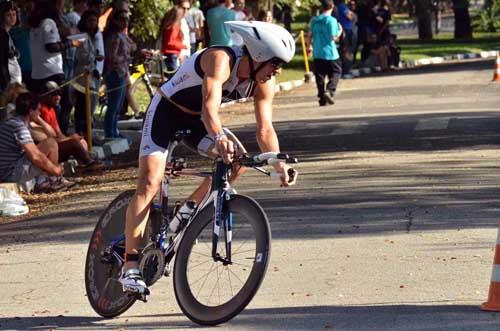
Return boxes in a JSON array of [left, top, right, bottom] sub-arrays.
[[0, 0, 21, 92], [73, 10, 101, 139], [306, 0, 343, 106], [36, 81, 102, 172], [0, 92, 75, 193], [257, 9, 273, 23]]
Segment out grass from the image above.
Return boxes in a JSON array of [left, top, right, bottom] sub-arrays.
[[398, 31, 500, 61]]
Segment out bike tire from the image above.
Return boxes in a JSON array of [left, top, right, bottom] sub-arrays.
[[130, 76, 156, 113], [173, 194, 271, 326], [85, 190, 137, 318]]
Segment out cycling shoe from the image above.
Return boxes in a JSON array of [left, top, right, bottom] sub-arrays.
[[119, 268, 150, 301]]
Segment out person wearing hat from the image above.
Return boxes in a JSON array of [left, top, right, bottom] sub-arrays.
[[35, 81, 103, 172], [0, 92, 73, 193], [0, 0, 22, 92]]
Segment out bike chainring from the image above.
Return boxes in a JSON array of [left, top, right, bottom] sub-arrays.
[[139, 247, 165, 286]]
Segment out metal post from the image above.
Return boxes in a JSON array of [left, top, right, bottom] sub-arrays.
[[84, 67, 93, 151], [300, 30, 313, 82]]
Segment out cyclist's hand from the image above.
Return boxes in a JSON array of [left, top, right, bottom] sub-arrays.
[[274, 162, 298, 187], [215, 135, 235, 164], [71, 39, 84, 48]]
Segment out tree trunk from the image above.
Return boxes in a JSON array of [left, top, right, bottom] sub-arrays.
[[453, 0, 473, 39], [414, 0, 434, 40]]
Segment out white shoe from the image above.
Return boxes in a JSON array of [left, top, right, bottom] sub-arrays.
[[119, 268, 150, 297]]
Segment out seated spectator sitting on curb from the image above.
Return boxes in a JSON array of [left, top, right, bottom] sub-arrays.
[[0, 92, 75, 193], [1, 82, 28, 119], [361, 32, 389, 71], [33, 81, 103, 172], [387, 33, 401, 69]]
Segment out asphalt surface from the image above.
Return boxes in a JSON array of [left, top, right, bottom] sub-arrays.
[[1, 58, 500, 330]]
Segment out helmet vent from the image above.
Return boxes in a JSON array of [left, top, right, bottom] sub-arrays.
[[282, 40, 287, 48], [252, 27, 261, 40]]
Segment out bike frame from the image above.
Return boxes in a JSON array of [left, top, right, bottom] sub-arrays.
[[105, 132, 235, 274]]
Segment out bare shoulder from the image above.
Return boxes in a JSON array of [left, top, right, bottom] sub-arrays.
[[200, 48, 233, 77]]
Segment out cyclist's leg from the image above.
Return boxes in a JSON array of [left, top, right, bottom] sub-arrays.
[[122, 94, 173, 294]]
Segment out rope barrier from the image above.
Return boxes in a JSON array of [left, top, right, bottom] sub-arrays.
[[37, 72, 85, 97]]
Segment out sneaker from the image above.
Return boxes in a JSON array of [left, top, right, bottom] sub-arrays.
[[324, 93, 335, 105], [79, 160, 104, 173], [119, 268, 150, 298], [50, 177, 78, 192]]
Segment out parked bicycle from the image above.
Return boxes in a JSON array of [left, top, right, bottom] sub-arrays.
[[84, 130, 298, 325], [95, 49, 174, 121]]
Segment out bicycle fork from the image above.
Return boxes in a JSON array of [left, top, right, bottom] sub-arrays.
[[212, 162, 233, 265]]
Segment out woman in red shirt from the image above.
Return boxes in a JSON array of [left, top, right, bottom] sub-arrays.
[[161, 6, 187, 71]]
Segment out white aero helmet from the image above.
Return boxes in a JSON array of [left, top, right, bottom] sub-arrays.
[[225, 20, 296, 63]]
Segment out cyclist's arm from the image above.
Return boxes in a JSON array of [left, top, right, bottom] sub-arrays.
[[253, 79, 280, 153], [200, 49, 232, 136], [254, 79, 296, 186]]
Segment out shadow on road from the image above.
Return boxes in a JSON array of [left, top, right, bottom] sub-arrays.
[[0, 304, 497, 330], [2, 108, 500, 246]]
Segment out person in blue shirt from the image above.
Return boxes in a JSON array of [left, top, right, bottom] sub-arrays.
[[206, 0, 236, 46], [306, 0, 343, 106], [337, 0, 355, 77]]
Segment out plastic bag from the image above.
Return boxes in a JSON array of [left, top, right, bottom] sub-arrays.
[[0, 187, 29, 217]]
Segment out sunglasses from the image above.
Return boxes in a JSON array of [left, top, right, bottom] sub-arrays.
[[269, 58, 284, 69], [51, 90, 62, 96]]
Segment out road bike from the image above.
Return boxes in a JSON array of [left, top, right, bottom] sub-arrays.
[[84, 130, 298, 325]]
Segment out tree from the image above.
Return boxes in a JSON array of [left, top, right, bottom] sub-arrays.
[[413, 0, 434, 40], [452, 0, 472, 39], [128, 0, 172, 46]]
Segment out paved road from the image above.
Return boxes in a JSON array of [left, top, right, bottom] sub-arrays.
[[1, 59, 500, 330]]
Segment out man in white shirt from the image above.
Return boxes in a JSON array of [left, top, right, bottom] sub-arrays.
[[187, 1, 205, 54]]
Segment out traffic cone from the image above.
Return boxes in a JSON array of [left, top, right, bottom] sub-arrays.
[[493, 52, 500, 82], [481, 225, 500, 311]]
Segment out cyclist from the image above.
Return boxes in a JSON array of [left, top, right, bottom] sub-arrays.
[[120, 21, 298, 296]]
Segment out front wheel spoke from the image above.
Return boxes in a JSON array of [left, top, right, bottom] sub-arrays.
[[226, 266, 246, 287], [230, 260, 254, 268], [231, 248, 255, 256], [189, 250, 212, 259], [187, 258, 212, 272], [193, 261, 218, 298]]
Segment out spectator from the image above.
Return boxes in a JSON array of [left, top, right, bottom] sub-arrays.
[[28, 0, 82, 127], [257, 9, 273, 23], [231, 0, 247, 46], [306, 0, 343, 106], [0, 0, 21, 92], [103, 9, 131, 139], [373, 0, 391, 44], [36, 81, 102, 171], [361, 32, 389, 71], [65, 0, 88, 27], [387, 33, 401, 68], [348, 0, 359, 65], [336, 0, 355, 77], [0, 92, 73, 193], [73, 10, 101, 138], [88, 0, 105, 76], [161, 6, 187, 72], [2, 82, 28, 120], [355, 0, 374, 61], [206, 0, 235, 46], [282, 4, 292, 33], [187, 0, 205, 54], [179, 0, 192, 64], [10, 0, 33, 89]]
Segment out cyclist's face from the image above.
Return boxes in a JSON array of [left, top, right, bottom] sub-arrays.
[[3, 9, 17, 28], [255, 60, 282, 83]]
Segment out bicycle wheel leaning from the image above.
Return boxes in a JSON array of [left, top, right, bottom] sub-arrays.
[[173, 194, 272, 326], [85, 190, 137, 318]]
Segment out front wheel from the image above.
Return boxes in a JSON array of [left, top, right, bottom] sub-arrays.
[[173, 195, 271, 326]]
